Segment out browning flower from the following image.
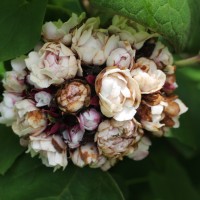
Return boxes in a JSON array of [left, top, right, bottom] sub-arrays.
[[95, 118, 143, 159], [12, 100, 47, 137], [56, 80, 91, 113]]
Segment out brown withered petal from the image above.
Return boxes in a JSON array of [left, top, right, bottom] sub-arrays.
[[142, 92, 164, 106], [56, 80, 91, 113], [164, 101, 180, 117], [52, 135, 67, 153]]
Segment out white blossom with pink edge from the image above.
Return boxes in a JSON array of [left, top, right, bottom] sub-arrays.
[[0, 93, 23, 126], [35, 91, 52, 107], [2, 56, 27, 93], [79, 108, 101, 131], [62, 125, 85, 149], [25, 42, 79, 88], [127, 136, 151, 161]]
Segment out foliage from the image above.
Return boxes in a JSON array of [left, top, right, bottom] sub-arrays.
[[0, 0, 200, 199]]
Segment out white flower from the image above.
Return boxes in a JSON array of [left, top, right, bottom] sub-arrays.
[[25, 42, 79, 88], [12, 99, 47, 137], [130, 57, 166, 94], [27, 134, 67, 171], [150, 41, 173, 67], [71, 143, 99, 167], [95, 66, 141, 121], [62, 125, 85, 149], [79, 108, 101, 131], [0, 93, 22, 126], [108, 15, 158, 49], [127, 137, 151, 161], [106, 40, 136, 69], [95, 118, 143, 159], [3, 56, 27, 93], [42, 13, 85, 46], [35, 91, 52, 107], [72, 17, 119, 65]]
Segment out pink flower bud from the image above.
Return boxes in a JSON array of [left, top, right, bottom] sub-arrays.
[[62, 125, 85, 149], [79, 108, 101, 131]]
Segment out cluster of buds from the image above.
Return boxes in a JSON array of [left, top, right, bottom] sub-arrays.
[[0, 13, 187, 171]]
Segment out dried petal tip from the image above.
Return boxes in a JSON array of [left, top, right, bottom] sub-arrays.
[[56, 80, 91, 113]]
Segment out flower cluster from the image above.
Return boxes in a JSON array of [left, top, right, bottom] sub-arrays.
[[0, 13, 188, 171]]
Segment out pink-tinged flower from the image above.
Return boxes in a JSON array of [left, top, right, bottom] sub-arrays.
[[27, 134, 67, 171], [106, 41, 136, 69], [72, 17, 119, 65], [79, 108, 101, 131], [70, 143, 99, 167], [34, 91, 52, 107], [12, 99, 47, 137], [163, 74, 178, 94], [150, 41, 173, 68], [3, 56, 27, 93], [130, 57, 166, 94], [56, 80, 91, 113], [62, 125, 85, 149], [95, 67, 141, 121], [0, 93, 23, 126], [42, 13, 85, 46], [127, 136, 151, 161], [95, 118, 143, 159], [25, 42, 79, 88]]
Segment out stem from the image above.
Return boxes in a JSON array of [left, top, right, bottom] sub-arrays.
[[175, 53, 200, 67], [126, 177, 148, 186]]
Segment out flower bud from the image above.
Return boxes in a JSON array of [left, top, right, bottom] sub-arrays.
[[70, 143, 98, 167], [27, 134, 67, 170], [95, 118, 143, 159], [106, 47, 134, 69], [108, 15, 158, 49], [0, 93, 23, 126], [3, 57, 27, 93], [95, 66, 141, 121], [62, 125, 85, 149], [127, 136, 151, 161], [35, 91, 52, 107], [150, 41, 173, 68], [56, 80, 91, 113], [25, 42, 79, 88], [130, 57, 166, 94], [42, 13, 85, 46], [12, 99, 47, 137], [79, 108, 101, 131]]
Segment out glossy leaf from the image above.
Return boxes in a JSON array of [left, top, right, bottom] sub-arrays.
[[0, 0, 47, 61], [91, 0, 193, 51], [149, 157, 200, 200], [0, 125, 24, 175], [0, 155, 125, 200]]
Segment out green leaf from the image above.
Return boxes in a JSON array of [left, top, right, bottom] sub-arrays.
[[185, 0, 200, 53], [0, 154, 125, 200], [49, 0, 85, 15], [0, 125, 24, 175], [0, 0, 47, 61], [90, 0, 191, 51], [149, 157, 200, 200], [168, 67, 200, 153]]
